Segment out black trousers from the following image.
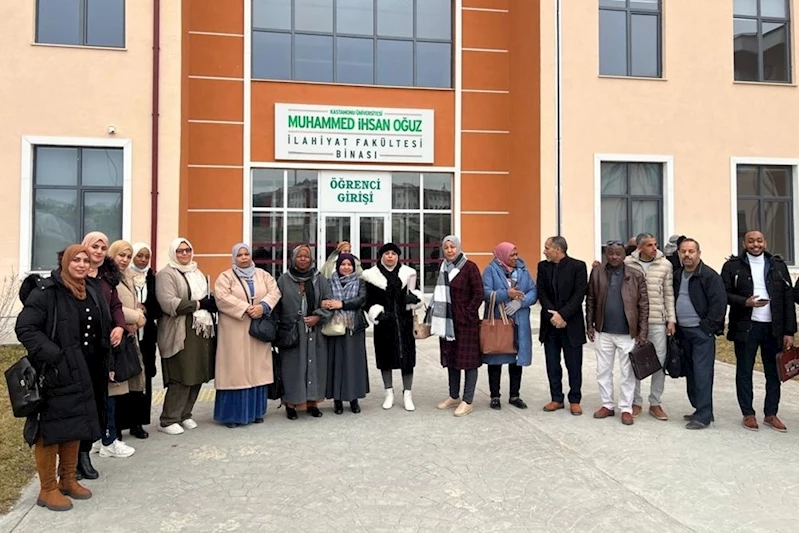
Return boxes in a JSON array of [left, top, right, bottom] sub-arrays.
[[544, 331, 583, 404], [487, 364, 522, 399], [734, 321, 781, 417]]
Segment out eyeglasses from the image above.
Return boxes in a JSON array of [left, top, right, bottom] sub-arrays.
[[176, 248, 192, 254], [605, 240, 624, 246]]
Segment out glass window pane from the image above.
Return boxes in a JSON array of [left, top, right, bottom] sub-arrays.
[[84, 192, 122, 241], [736, 165, 759, 195], [287, 170, 318, 208], [336, 37, 374, 84], [733, 0, 758, 16], [422, 213, 450, 292], [376, 39, 413, 86], [629, 0, 660, 10], [761, 166, 792, 197], [337, 0, 374, 35], [761, 0, 788, 18], [599, 0, 627, 7], [359, 216, 386, 270], [323, 216, 352, 261], [417, 0, 451, 40], [630, 14, 659, 77], [252, 0, 291, 30], [629, 163, 661, 195], [36, 0, 81, 45], [377, 0, 413, 38], [737, 198, 760, 244], [252, 212, 285, 279], [252, 31, 291, 79], [82, 148, 123, 186], [763, 201, 792, 261], [296, 0, 333, 32], [416, 42, 451, 87], [601, 198, 628, 243], [631, 200, 660, 238], [734, 18, 759, 81], [423, 173, 452, 210], [392, 172, 420, 209], [599, 9, 627, 76], [86, 0, 125, 48], [286, 213, 318, 265], [252, 169, 285, 208], [295, 34, 333, 83], [35, 147, 79, 186], [33, 189, 79, 271], [392, 213, 421, 273], [763, 22, 789, 82], [600, 162, 627, 194]]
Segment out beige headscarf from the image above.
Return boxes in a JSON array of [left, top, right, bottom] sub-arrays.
[[168, 237, 214, 339]]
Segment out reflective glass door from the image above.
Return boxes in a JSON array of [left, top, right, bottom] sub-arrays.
[[321, 215, 352, 265], [357, 214, 389, 269]]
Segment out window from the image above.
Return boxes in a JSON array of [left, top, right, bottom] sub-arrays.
[[599, 0, 661, 77], [31, 146, 124, 271], [736, 164, 793, 261], [252, 0, 452, 88], [36, 0, 125, 48], [600, 162, 663, 245], [734, 0, 791, 82]]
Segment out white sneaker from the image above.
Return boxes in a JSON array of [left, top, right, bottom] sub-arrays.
[[382, 388, 394, 410], [403, 390, 415, 412], [99, 439, 135, 458], [90, 440, 101, 454], [158, 423, 185, 435], [181, 418, 198, 430]]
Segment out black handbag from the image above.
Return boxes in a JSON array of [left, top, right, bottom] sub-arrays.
[[267, 348, 284, 401], [665, 334, 686, 378], [628, 340, 662, 380], [5, 306, 57, 418], [236, 276, 278, 343], [113, 336, 143, 383], [274, 318, 300, 349]]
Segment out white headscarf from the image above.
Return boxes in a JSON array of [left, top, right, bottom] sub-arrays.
[[129, 242, 150, 289], [168, 237, 214, 339]]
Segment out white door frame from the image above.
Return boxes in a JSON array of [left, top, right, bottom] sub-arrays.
[[319, 212, 391, 265]]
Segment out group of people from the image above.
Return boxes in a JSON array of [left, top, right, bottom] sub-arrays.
[[14, 227, 796, 513]]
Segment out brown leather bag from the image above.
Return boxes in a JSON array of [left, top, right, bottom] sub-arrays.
[[479, 292, 517, 355], [628, 340, 661, 380], [776, 347, 799, 382]]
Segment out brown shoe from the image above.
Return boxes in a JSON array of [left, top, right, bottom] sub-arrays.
[[57, 442, 92, 500], [631, 405, 642, 418], [34, 439, 73, 512], [764, 415, 787, 433], [542, 401, 564, 412], [742, 415, 759, 431], [649, 405, 668, 421], [570, 403, 583, 416], [593, 407, 615, 419], [621, 412, 634, 425]]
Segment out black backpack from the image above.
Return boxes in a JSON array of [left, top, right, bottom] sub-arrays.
[[664, 334, 688, 378]]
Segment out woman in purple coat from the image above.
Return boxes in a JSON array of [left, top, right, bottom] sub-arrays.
[[428, 235, 484, 417]]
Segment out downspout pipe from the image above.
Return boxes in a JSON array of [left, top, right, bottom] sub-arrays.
[[150, 0, 161, 265], [555, 0, 563, 235]]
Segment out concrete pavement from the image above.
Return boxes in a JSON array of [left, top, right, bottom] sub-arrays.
[[4, 322, 799, 532]]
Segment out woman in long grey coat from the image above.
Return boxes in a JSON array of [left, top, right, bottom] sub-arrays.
[[323, 253, 369, 414], [276, 244, 332, 420]]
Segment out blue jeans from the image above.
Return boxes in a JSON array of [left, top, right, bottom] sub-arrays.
[[679, 327, 715, 425], [102, 396, 117, 446]]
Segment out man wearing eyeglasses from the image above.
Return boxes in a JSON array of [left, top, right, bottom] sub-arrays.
[[586, 240, 649, 426]]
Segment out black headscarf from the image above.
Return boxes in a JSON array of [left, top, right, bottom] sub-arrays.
[[288, 244, 316, 315], [377, 243, 403, 298]]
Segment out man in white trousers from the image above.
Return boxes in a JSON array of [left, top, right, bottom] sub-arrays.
[[625, 233, 676, 421], [586, 241, 649, 425]]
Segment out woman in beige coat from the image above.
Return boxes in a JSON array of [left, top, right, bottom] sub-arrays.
[[214, 243, 281, 428]]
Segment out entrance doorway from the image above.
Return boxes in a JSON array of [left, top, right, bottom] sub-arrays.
[[321, 214, 390, 269]]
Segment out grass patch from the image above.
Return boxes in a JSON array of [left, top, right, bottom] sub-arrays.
[[0, 345, 35, 515]]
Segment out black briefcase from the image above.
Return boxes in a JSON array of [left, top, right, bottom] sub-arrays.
[[629, 341, 662, 380]]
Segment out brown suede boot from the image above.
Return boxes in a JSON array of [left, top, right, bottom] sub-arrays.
[[58, 441, 92, 500], [34, 439, 73, 511]]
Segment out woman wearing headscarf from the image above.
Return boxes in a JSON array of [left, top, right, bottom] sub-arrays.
[[276, 244, 332, 419], [428, 236, 484, 417], [214, 243, 282, 427], [322, 253, 369, 414], [362, 243, 423, 411], [155, 238, 217, 435], [482, 242, 538, 409], [79, 232, 127, 479], [321, 241, 363, 279], [107, 240, 148, 445], [15, 245, 106, 511]]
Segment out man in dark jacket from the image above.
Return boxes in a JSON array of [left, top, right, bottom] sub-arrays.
[[537, 236, 588, 415], [674, 238, 727, 430], [721, 230, 795, 432]]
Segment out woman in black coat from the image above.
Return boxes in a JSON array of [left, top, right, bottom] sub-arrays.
[[15, 245, 109, 511], [362, 243, 423, 412]]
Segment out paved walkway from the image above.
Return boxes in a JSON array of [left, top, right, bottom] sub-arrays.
[[4, 328, 799, 532]]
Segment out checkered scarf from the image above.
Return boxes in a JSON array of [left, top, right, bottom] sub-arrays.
[[429, 236, 467, 341]]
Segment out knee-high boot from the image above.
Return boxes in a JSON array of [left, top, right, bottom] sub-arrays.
[[57, 441, 92, 500], [33, 439, 72, 511]]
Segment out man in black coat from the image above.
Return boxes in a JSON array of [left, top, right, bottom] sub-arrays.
[[721, 230, 795, 432], [537, 236, 588, 415]]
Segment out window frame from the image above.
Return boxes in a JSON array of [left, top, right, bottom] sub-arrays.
[[251, 0, 453, 88], [598, 0, 663, 78], [733, 0, 792, 83], [35, 0, 126, 49], [20, 136, 132, 277]]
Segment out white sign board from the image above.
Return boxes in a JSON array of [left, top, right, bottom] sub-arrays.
[[318, 171, 391, 213], [275, 103, 434, 163]]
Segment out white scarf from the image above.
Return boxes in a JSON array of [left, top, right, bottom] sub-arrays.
[[168, 238, 214, 339]]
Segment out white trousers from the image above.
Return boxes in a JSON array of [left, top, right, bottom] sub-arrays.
[[633, 323, 667, 407], [594, 332, 636, 414]]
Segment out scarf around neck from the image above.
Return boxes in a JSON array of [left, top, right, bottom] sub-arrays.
[[429, 235, 467, 340], [330, 270, 360, 329], [168, 237, 214, 338]]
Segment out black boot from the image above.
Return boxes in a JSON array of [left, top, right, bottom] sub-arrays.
[[286, 407, 298, 420], [334, 401, 344, 415], [77, 452, 99, 480], [350, 400, 361, 414]]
